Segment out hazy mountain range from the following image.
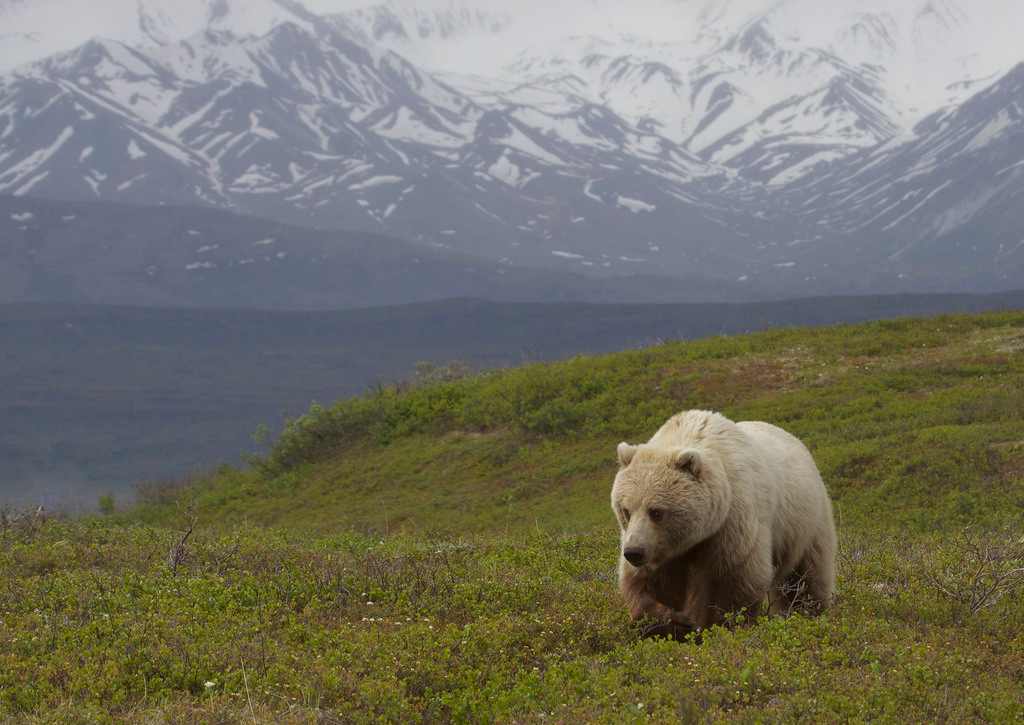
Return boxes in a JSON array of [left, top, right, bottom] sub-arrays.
[[1, 0, 1023, 302]]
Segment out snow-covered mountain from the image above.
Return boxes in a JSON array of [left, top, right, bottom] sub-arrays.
[[772, 61, 1024, 291], [334, 0, 1019, 126], [462, 0, 1021, 177], [1, 0, 1023, 298], [0, 11, 764, 279]]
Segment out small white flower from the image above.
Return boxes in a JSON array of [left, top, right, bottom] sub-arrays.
[[204, 681, 216, 689]]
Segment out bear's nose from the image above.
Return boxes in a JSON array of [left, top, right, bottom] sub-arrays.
[[623, 547, 646, 567]]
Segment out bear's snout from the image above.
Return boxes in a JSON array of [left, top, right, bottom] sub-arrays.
[[623, 547, 646, 567]]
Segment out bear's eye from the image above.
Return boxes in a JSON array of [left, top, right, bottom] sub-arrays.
[[622, 508, 631, 523], [648, 508, 664, 523]]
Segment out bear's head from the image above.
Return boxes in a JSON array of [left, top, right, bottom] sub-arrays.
[[610, 442, 732, 571]]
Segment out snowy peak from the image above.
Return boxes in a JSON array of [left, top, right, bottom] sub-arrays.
[[913, 61, 1024, 146], [913, 0, 969, 39], [832, 12, 899, 62], [326, 0, 512, 71], [332, 0, 511, 43], [723, 19, 779, 64]]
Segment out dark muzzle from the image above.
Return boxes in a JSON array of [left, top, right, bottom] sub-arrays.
[[623, 547, 646, 567]]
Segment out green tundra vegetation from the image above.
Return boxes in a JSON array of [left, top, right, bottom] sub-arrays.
[[2, 311, 1023, 723]]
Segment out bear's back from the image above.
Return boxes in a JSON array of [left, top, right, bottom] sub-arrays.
[[736, 421, 818, 475]]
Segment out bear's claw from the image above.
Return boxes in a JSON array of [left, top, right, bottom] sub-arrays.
[[640, 620, 698, 642]]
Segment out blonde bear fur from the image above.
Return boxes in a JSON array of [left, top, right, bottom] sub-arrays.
[[611, 410, 836, 631]]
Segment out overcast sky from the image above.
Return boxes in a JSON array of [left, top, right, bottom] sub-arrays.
[[3, 0, 1017, 77], [303, 0, 524, 12], [320, 0, 539, 8], [300, 0, 720, 43]]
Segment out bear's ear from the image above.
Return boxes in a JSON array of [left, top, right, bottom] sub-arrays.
[[672, 448, 702, 477], [617, 442, 638, 468]]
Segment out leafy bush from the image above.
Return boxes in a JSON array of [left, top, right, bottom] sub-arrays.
[[97, 494, 116, 516]]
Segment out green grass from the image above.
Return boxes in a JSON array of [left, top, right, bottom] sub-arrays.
[[3, 311, 1024, 722]]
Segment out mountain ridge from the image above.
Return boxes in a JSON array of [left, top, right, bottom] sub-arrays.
[[1, 0, 1023, 297], [0, 194, 767, 308]]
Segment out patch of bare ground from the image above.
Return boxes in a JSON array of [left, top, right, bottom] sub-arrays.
[[700, 352, 805, 402], [969, 326, 1024, 354], [444, 430, 499, 441], [997, 336, 1024, 354]]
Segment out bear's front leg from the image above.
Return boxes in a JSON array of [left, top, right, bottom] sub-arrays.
[[706, 541, 774, 626], [619, 562, 697, 638]]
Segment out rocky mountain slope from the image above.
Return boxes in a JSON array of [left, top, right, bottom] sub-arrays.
[[0, 195, 767, 308]]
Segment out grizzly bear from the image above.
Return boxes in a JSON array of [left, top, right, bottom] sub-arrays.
[[611, 410, 836, 635]]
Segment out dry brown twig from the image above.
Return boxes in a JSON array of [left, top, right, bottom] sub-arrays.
[[241, 657, 257, 725], [167, 514, 197, 576], [925, 528, 1024, 618]]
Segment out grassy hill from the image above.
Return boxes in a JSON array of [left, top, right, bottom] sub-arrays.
[[8, 290, 1024, 509], [3, 311, 1024, 722]]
